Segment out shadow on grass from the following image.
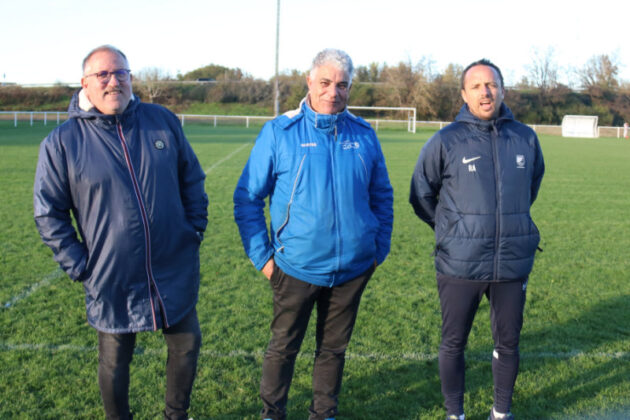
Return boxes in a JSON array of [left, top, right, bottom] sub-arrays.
[[270, 358, 443, 420], [188, 295, 628, 419], [517, 294, 630, 419], [327, 294, 629, 420]]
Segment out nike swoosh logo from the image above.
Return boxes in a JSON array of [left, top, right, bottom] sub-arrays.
[[462, 156, 481, 164]]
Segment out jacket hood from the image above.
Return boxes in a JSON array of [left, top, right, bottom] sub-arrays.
[[455, 103, 514, 131], [68, 89, 139, 121]]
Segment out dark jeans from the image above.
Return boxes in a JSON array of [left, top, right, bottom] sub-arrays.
[[437, 274, 527, 415], [260, 265, 374, 420], [97, 308, 202, 420]]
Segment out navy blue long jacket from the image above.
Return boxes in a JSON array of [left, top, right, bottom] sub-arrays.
[[409, 104, 544, 281], [34, 90, 208, 333]]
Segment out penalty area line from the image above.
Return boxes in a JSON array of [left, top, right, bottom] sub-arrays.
[[204, 143, 252, 175], [2, 267, 64, 309], [1, 342, 628, 361]]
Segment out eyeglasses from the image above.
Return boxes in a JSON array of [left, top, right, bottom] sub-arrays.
[[84, 69, 131, 83]]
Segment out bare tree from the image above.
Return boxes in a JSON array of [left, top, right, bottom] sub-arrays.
[[381, 61, 417, 106], [427, 63, 463, 120], [577, 54, 620, 91], [380, 58, 434, 117], [527, 47, 559, 97], [135, 67, 171, 103]]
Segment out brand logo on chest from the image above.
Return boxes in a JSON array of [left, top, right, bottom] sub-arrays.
[[340, 140, 360, 150], [462, 156, 480, 172]]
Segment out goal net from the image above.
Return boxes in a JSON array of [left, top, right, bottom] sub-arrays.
[[561, 115, 599, 138], [348, 106, 417, 133]]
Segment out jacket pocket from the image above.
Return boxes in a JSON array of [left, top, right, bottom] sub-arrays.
[[435, 207, 462, 245], [528, 216, 541, 252]]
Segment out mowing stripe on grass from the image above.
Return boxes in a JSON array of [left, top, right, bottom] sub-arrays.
[[2, 268, 64, 309], [1, 341, 628, 361], [204, 142, 251, 174]]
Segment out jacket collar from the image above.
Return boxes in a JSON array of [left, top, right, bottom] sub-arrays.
[[301, 95, 346, 133], [455, 103, 514, 132], [68, 89, 138, 124]]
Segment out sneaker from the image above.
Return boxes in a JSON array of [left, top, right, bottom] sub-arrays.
[[447, 415, 465, 420], [488, 407, 514, 420]]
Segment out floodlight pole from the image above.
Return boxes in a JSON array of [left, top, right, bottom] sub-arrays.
[[273, 0, 281, 116]]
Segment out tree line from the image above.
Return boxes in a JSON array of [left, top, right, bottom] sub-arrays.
[[2, 53, 628, 126]]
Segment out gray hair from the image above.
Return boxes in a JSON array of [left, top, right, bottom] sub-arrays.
[[309, 48, 354, 86], [82, 45, 129, 73]]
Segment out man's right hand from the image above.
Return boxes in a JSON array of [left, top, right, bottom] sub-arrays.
[[262, 258, 275, 280]]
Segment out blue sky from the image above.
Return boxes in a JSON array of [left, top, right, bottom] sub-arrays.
[[2, 0, 628, 86]]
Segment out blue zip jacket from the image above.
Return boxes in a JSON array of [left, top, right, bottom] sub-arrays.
[[234, 99, 394, 286], [34, 90, 208, 333], [409, 104, 544, 281]]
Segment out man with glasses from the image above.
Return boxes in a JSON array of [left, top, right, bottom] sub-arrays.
[[34, 45, 208, 420]]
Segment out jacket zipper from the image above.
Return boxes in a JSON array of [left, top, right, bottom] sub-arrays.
[[491, 123, 501, 280], [116, 121, 169, 330], [330, 124, 340, 286], [275, 154, 306, 251]]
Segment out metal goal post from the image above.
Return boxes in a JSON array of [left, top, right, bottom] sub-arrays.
[[348, 106, 416, 133]]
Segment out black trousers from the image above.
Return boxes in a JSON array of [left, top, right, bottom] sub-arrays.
[[260, 265, 373, 420], [97, 308, 202, 420], [437, 274, 527, 415]]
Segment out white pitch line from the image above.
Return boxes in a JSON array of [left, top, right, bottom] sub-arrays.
[[1, 342, 628, 361], [204, 142, 252, 174], [2, 268, 64, 309]]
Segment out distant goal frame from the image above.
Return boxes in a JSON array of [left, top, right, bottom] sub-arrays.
[[561, 115, 599, 138], [348, 106, 417, 133]]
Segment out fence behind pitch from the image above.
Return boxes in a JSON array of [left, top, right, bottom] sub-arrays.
[[3, 110, 629, 138]]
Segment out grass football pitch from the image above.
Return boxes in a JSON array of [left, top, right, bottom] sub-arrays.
[[0, 121, 629, 419]]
